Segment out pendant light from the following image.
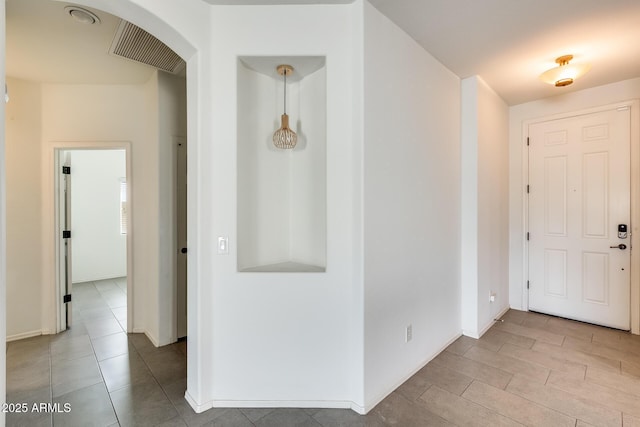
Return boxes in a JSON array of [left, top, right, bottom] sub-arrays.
[[273, 64, 297, 149], [539, 55, 591, 87]]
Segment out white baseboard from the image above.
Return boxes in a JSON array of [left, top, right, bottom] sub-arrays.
[[73, 275, 126, 285], [349, 401, 367, 415], [191, 398, 357, 414], [462, 328, 481, 339], [487, 306, 511, 332], [214, 400, 354, 410], [185, 390, 214, 414], [181, 329, 476, 416], [362, 330, 462, 414], [144, 331, 160, 347], [6, 330, 42, 342], [129, 328, 173, 348], [464, 305, 511, 339]]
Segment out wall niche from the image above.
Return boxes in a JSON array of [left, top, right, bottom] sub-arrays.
[[237, 56, 326, 272]]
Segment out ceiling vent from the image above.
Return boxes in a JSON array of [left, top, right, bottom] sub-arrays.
[[110, 20, 185, 74]]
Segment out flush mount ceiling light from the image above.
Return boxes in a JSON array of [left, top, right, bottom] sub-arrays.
[[539, 54, 591, 87], [64, 6, 101, 25], [272, 64, 298, 150]]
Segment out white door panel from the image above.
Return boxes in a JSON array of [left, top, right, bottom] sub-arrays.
[[528, 107, 630, 330], [57, 151, 73, 330], [177, 138, 187, 339]]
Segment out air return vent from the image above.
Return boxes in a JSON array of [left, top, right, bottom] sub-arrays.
[[110, 20, 185, 74]]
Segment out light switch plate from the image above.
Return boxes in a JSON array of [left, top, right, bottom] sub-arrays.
[[218, 236, 229, 254]]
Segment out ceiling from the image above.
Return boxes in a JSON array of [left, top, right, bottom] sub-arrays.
[[6, 0, 155, 84], [367, 0, 640, 105], [7, 0, 640, 105]]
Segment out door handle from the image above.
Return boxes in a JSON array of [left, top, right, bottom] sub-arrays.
[[180, 247, 188, 254], [609, 244, 627, 250]]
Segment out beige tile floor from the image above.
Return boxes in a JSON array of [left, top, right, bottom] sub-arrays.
[[6, 289, 640, 426]]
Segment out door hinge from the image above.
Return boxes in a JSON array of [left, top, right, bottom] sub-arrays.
[[62, 166, 71, 175], [63, 230, 71, 239], [526, 232, 530, 241], [527, 185, 530, 193], [63, 294, 72, 303], [527, 137, 530, 146], [527, 281, 530, 290]]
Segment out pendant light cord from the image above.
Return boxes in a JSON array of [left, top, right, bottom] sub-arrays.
[[283, 70, 287, 115]]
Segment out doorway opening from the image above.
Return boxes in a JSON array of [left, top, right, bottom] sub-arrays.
[[55, 146, 132, 334], [4, 0, 189, 344], [5, 0, 199, 412]]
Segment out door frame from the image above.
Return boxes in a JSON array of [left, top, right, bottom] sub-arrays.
[[55, 150, 72, 332], [175, 136, 187, 339], [522, 100, 640, 334], [52, 142, 133, 333]]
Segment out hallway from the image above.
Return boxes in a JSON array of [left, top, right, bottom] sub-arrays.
[[5, 278, 189, 426], [6, 302, 640, 425]]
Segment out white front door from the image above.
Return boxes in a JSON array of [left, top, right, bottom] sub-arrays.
[[528, 106, 631, 330]]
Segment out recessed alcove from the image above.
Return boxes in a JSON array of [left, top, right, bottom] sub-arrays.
[[237, 56, 326, 272]]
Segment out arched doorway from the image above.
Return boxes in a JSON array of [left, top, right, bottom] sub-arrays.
[[2, 0, 208, 417]]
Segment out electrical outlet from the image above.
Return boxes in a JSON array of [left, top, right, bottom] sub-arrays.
[[405, 324, 413, 343]]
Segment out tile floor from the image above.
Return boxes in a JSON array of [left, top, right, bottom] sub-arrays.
[[6, 287, 640, 426]]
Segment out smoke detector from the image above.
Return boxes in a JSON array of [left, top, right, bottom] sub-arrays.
[[64, 6, 101, 25]]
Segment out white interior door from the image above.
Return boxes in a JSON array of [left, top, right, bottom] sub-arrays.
[[528, 106, 631, 330], [177, 138, 187, 339], [57, 151, 73, 330]]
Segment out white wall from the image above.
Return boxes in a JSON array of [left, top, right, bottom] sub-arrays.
[[70, 150, 126, 283], [1, 0, 366, 413], [5, 78, 43, 340], [205, 2, 362, 411], [140, 73, 160, 339], [509, 77, 640, 310], [461, 76, 509, 338], [3, 76, 185, 343], [40, 84, 148, 335], [461, 77, 479, 337], [461, 76, 510, 338], [477, 78, 510, 332], [291, 67, 327, 267], [362, 1, 461, 410], [1, 2, 7, 422], [156, 71, 187, 345], [40, 76, 185, 345]]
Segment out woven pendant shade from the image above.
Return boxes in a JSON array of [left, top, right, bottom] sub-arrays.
[[273, 114, 297, 149], [273, 65, 297, 149]]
